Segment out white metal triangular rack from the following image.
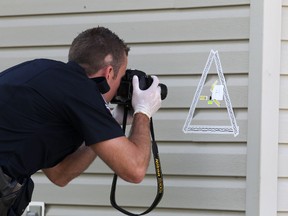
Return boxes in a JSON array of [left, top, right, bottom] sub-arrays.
[[183, 50, 239, 137]]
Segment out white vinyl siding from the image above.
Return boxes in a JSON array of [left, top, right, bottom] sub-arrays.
[[0, 1, 261, 216]]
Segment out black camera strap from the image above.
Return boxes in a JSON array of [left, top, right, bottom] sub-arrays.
[[110, 106, 164, 215]]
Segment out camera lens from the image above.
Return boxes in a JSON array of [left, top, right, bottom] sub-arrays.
[[159, 83, 168, 100]]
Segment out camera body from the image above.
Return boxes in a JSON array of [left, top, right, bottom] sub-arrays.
[[111, 69, 167, 106]]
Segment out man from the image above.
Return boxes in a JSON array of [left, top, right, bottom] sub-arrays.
[[0, 27, 162, 215]]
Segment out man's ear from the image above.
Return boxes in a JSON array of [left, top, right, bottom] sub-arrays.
[[104, 66, 114, 80]]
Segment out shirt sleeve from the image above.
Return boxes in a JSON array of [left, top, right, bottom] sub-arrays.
[[64, 91, 125, 146]]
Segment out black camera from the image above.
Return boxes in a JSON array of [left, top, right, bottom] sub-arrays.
[[111, 69, 167, 106]]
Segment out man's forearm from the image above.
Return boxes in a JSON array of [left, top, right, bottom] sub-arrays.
[[128, 113, 151, 173], [43, 144, 96, 187]]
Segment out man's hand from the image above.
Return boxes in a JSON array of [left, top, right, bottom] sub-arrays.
[[132, 75, 161, 119]]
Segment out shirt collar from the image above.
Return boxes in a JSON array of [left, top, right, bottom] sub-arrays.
[[66, 61, 86, 76]]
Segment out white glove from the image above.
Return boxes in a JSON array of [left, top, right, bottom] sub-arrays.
[[132, 75, 162, 119], [111, 105, 134, 125]]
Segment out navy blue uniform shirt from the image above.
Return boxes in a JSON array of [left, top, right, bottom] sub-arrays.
[[0, 59, 124, 180]]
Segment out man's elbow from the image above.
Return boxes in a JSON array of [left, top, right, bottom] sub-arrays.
[[124, 167, 147, 184], [43, 170, 70, 187], [50, 178, 70, 187]]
